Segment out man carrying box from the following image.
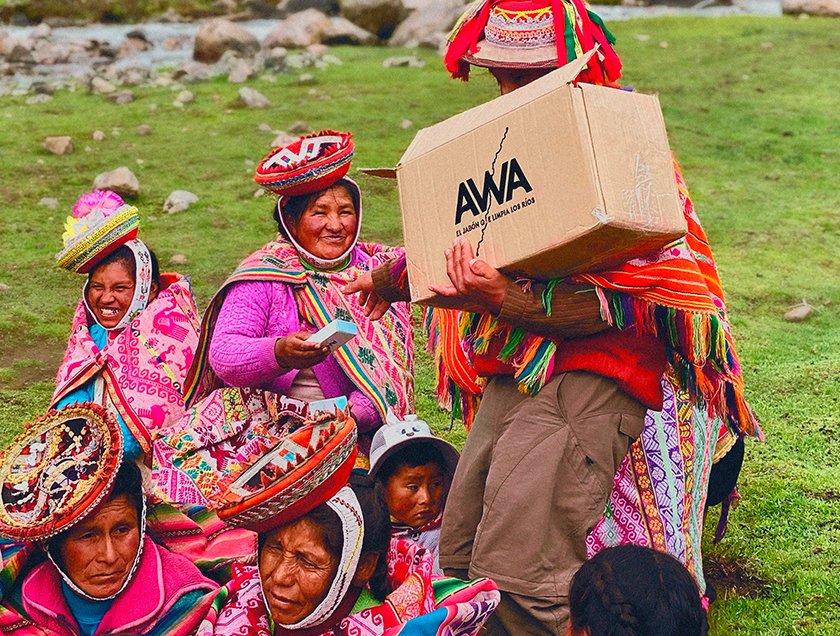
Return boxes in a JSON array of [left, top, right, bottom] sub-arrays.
[[345, 1, 757, 633]]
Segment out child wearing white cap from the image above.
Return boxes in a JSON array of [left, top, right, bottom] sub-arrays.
[[369, 415, 460, 576]]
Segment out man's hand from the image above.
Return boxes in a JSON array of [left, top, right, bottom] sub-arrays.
[[274, 330, 330, 369], [429, 239, 508, 314], [342, 271, 391, 320]]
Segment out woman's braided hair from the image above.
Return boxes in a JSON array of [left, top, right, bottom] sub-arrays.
[[568, 545, 709, 636]]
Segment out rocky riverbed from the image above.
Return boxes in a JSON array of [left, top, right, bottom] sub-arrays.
[[0, 0, 783, 96]]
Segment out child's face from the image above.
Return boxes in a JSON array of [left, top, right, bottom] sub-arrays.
[[384, 461, 445, 529]]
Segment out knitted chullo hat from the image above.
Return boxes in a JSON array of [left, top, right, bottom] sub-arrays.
[[444, 0, 622, 86], [254, 130, 355, 198], [212, 409, 358, 534], [0, 403, 124, 542], [55, 190, 140, 274]]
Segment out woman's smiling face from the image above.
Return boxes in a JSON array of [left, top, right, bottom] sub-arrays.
[[290, 185, 358, 261], [86, 260, 136, 329]]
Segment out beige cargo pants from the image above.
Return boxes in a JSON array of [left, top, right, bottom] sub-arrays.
[[439, 372, 646, 635]]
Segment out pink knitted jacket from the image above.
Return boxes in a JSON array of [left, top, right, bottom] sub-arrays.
[[208, 279, 381, 434]]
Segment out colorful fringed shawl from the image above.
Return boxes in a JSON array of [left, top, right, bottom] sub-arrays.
[[184, 237, 414, 420], [145, 502, 257, 584], [0, 543, 44, 635], [586, 377, 718, 592], [51, 274, 201, 455], [196, 538, 499, 636], [431, 163, 758, 438]]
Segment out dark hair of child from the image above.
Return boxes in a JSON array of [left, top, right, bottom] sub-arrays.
[[376, 443, 447, 485], [568, 545, 709, 636], [91, 244, 161, 290]]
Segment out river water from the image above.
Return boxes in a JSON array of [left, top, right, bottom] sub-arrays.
[[0, 2, 782, 89]]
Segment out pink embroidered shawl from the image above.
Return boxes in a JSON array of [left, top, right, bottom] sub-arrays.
[[197, 538, 499, 636], [184, 237, 415, 420], [52, 273, 200, 454]]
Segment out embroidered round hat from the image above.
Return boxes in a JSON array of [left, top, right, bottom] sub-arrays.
[[444, 0, 622, 86], [213, 410, 358, 533], [55, 190, 140, 274], [0, 403, 124, 542], [368, 414, 460, 480], [254, 130, 355, 198]]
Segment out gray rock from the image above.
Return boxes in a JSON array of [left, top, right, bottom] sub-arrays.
[[93, 167, 140, 197], [263, 9, 332, 48], [170, 253, 189, 266], [163, 190, 199, 213], [38, 197, 59, 209], [108, 90, 135, 105], [43, 136, 74, 155], [228, 59, 255, 83], [271, 131, 297, 147], [782, 0, 840, 14], [194, 19, 259, 64], [288, 120, 311, 134], [175, 89, 195, 104], [118, 35, 152, 59], [323, 16, 376, 44], [0, 283, 9, 293], [92, 130, 106, 141], [116, 66, 151, 86], [339, 0, 409, 39], [8, 42, 35, 64], [784, 302, 814, 322], [31, 23, 52, 39], [400, 118, 413, 129], [136, 124, 153, 136], [238, 86, 270, 108], [389, 0, 464, 48], [26, 93, 52, 105], [90, 77, 116, 95], [383, 55, 425, 68], [258, 122, 273, 132], [264, 46, 289, 69], [175, 61, 214, 83], [298, 73, 316, 84]]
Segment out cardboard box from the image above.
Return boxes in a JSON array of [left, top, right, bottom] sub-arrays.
[[392, 54, 687, 304]]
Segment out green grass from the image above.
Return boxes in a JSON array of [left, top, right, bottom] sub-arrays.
[[0, 16, 838, 634]]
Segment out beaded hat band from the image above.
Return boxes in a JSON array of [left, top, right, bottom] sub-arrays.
[[56, 202, 140, 274]]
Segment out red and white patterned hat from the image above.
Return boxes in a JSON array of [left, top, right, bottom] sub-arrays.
[[254, 130, 355, 198], [212, 409, 358, 533]]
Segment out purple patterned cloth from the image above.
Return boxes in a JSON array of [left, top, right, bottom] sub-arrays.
[[208, 273, 381, 435]]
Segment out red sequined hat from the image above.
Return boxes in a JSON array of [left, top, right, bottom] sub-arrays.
[[254, 130, 355, 197], [212, 409, 358, 533], [0, 403, 124, 541]]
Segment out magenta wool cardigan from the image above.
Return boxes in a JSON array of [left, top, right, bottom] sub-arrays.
[[207, 278, 382, 434]]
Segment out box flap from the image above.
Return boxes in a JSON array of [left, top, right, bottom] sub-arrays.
[[397, 49, 597, 166], [357, 167, 397, 179]]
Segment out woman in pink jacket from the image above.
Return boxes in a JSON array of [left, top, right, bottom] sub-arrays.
[[153, 131, 415, 507]]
